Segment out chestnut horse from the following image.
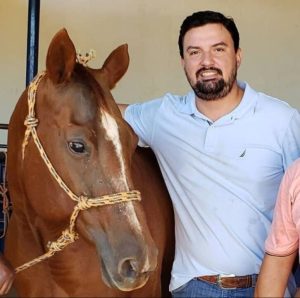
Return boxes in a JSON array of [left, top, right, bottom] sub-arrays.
[[5, 29, 174, 297]]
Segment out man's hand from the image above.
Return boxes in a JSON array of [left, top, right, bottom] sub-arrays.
[[0, 255, 14, 295]]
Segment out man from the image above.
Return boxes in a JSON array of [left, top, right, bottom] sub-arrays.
[[255, 158, 300, 297], [0, 255, 14, 295], [119, 10, 300, 297]]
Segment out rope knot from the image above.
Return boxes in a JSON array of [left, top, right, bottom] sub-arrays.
[[76, 49, 96, 66], [47, 230, 78, 252], [77, 196, 91, 210], [24, 116, 38, 128]]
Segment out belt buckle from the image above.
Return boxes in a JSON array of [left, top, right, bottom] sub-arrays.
[[217, 274, 236, 289]]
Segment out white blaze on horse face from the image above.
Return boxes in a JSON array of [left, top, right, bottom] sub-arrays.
[[101, 111, 128, 189], [100, 111, 143, 232]]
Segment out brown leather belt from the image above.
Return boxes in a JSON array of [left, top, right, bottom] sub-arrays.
[[197, 274, 258, 289]]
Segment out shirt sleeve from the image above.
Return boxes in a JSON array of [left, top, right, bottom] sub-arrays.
[[282, 110, 300, 170], [124, 98, 163, 147], [265, 162, 300, 256]]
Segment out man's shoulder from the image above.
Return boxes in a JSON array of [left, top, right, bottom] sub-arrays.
[[243, 82, 295, 113], [255, 89, 297, 116], [163, 92, 195, 112], [251, 93, 298, 126], [128, 92, 192, 112]]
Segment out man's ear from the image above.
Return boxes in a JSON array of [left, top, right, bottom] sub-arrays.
[[236, 48, 242, 68]]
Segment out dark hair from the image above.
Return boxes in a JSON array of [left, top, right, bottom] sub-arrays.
[[178, 10, 240, 57]]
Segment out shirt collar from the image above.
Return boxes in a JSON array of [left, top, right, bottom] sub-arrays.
[[178, 81, 258, 123]]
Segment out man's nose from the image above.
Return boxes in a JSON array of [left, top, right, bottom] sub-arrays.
[[200, 51, 214, 67]]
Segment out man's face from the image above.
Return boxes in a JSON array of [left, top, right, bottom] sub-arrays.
[[181, 23, 241, 100]]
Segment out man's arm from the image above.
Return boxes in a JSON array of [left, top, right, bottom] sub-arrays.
[[0, 254, 14, 295], [255, 251, 297, 297], [118, 104, 129, 117]]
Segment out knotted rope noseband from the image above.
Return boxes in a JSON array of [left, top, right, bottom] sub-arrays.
[[16, 71, 141, 273]]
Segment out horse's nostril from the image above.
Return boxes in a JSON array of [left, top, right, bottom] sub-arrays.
[[119, 258, 138, 279]]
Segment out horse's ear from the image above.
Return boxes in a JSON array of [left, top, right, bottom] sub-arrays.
[[102, 44, 129, 89], [46, 28, 76, 84]]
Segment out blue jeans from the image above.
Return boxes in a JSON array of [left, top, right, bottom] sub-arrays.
[[171, 278, 255, 298]]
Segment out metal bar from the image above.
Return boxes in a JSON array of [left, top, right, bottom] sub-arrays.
[[0, 124, 8, 149], [26, 0, 40, 86], [1, 1, 40, 148]]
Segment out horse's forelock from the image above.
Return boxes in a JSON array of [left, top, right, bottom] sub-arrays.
[[73, 64, 110, 113]]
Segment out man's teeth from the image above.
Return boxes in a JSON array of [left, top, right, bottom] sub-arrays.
[[201, 71, 217, 77]]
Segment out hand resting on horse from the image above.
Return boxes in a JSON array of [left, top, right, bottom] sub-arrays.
[[0, 254, 14, 295]]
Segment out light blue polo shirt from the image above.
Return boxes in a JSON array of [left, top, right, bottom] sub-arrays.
[[125, 81, 300, 291]]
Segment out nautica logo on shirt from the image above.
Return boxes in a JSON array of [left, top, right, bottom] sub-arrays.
[[240, 149, 246, 157]]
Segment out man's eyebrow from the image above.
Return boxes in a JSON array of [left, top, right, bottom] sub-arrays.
[[186, 42, 228, 52], [186, 46, 200, 51], [212, 42, 228, 47]]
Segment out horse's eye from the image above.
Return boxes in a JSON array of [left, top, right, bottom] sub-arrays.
[[68, 141, 86, 154]]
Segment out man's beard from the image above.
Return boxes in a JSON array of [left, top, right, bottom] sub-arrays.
[[186, 65, 237, 101]]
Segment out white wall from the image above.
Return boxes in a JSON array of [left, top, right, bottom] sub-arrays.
[[1, 0, 300, 145]]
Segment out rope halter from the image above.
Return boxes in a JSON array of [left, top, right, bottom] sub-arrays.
[[16, 71, 141, 273]]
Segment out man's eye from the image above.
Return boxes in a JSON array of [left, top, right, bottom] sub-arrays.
[[215, 48, 225, 52], [190, 50, 199, 56]]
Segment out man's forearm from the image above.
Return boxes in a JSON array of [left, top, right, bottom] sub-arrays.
[[255, 252, 297, 297]]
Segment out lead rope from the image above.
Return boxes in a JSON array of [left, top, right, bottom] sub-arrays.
[[0, 151, 10, 239], [16, 71, 141, 273]]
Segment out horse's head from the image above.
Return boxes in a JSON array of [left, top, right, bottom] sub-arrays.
[[13, 28, 158, 291]]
